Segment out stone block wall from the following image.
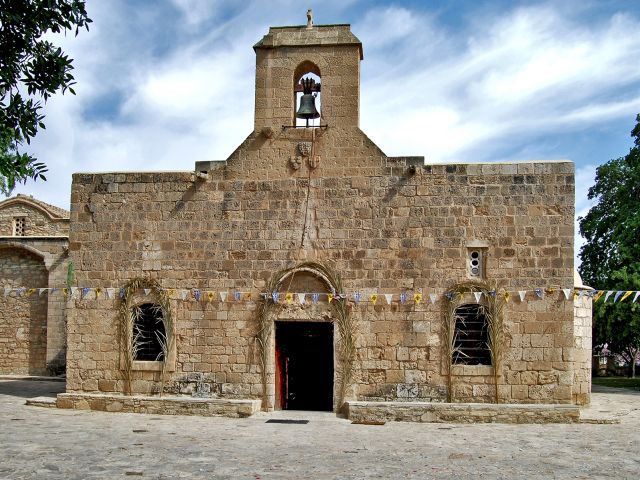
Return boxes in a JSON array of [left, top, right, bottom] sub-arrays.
[[67, 152, 578, 406], [0, 247, 48, 374]]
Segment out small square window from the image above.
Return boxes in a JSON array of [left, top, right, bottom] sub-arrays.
[[13, 217, 26, 236]]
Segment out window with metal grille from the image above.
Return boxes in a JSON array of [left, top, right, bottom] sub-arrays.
[[133, 303, 166, 361], [13, 217, 26, 236], [453, 304, 491, 365]]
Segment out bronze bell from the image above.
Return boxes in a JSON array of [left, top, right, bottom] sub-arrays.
[[296, 77, 320, 125]]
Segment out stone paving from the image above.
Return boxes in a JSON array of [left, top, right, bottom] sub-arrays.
[[0, 379, 639, 479]]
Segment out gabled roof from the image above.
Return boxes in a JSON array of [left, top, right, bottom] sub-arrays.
[[0, 194, 69, 220]]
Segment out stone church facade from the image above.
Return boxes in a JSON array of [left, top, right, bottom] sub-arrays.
[[59, 21, 591, 418], [0, 195, 69, 375]]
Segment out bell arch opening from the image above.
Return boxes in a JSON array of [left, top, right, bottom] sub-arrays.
[[293, 61, 321, 127]]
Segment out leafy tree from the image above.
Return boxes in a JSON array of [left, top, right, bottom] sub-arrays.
[[0, 0, 91, 195], [579, 114, 640, 377]]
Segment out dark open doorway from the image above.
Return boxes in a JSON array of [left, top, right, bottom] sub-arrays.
[[275, 321, 334, 411]]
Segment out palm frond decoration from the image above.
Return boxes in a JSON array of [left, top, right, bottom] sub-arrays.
[[442, 280, 505, 403], [119, 277, 174, 396]]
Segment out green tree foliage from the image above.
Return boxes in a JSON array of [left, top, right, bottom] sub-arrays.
[[579, 114, 640, 377], [0, 0, 91, 195]]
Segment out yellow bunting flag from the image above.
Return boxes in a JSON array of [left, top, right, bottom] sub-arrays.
[[95, 288, 102, 299], [504, 291, 511, 302], [207, 291, 215, 302], [593, 291, 605, 302], [285, 292, 293, 304], [327, 293, 334, 303], [370, 294, 378, 305], [620, 291, 633, 302], [25, 288, 36, 297], [414, 292, 422, 304], [168, 289, 176, 297]]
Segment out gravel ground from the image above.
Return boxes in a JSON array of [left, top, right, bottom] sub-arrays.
[[0, 379, 638, 479]]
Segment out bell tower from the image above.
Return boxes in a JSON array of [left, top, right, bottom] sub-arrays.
[[253, 14, 363, 131]]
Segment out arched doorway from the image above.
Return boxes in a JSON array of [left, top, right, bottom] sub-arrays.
[[0, 246, 48, 375], [257, 262, 355, 412]]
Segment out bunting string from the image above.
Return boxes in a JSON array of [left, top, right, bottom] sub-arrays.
[[2, 286, 638, 305]]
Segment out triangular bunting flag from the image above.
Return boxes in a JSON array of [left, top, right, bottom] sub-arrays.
[[400, 292, 407, 304], [383, 293, 393, 305], [620, 291, 633, 302], [534, 288, 543, 299], [81, 287, 90, 299], [180, 290, 188, 300], [633, 291, 640, 303], [39, 288, 47, 296], [353, 292, 361, 304], [234, 291, 242, 301], [593, 291, 605, 302], [604, 291, 614, 303], [106, 288, 115, 299], [95, 288, 102, 299], [613, 291, 624, 303], [297, 293, 306, 304], [207, 291, 215, 302], [285, 292, 293, 304], [3, 287, 11, 297], [562, 288, 571, 300], [50, 288, 59, 295], [518, 291, 526, 302], [219, 291, 228, 302], [504, 291, 511, 303], [327, 293, 334, 303], [473, 292, 482, 303], [193, 289, 201, 301], [144, 289, 151, 296], [70, 287, 78, 297], [429, 293, 437, 304], [413, 292, 422, 304], [25, 288, 36, 297], [370, 294, 378, 305], [271, 292, 279, 303], [312, 293, 320, 304]]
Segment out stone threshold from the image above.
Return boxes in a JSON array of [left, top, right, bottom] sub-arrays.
[[345, 400, 582, 424], [56, 392, 261, 418]]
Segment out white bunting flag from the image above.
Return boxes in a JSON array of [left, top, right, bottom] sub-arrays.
[[604, 291, 614, 303], [518, 291, 526, 302], [70, 287, 78, 297], [219, 291, 228, 302], [384, 293, 393, 305], [614, 291, 624, 303], [144, 289, 151, 296], [106, 288, 115, 299], [39, 288, 47, 296], [634, 292, 640, 303], [180, 290, 188, 301], [429, 293, 438, 305], [473, 292, 482, 303], [3, 287, 11, 297], [297, 293, 306, 304], [562, 288, 572, 300]]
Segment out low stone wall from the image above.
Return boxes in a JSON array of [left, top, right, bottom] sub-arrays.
[[345, 401, 580, 424], [56, 392, 261, 418]]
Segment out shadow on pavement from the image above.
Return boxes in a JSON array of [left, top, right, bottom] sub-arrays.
[[0, 380, 65, 399]]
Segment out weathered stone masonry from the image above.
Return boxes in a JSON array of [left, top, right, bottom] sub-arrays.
[[64, 21, 589, 413], [0, 195, 70, 375]]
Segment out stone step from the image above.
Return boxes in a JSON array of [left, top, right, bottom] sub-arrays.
[[25, 396, 58, 408]]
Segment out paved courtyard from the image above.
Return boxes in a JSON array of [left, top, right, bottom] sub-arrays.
[[0, 379, 638, 479]]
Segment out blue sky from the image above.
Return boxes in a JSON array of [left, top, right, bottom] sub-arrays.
[[11, 0, 640, 258]]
